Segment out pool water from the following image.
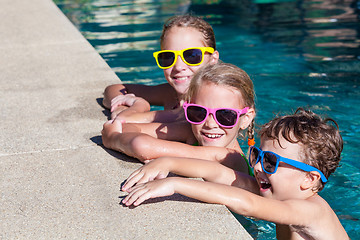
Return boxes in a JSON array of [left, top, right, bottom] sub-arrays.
[[55, 0, 360, 239]]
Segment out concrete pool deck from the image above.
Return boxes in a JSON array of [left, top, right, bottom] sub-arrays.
[[0, 0, 252, 239]]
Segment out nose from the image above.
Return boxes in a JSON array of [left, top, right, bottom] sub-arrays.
[[203, 113, 218, 128], [173, 55, 187, 70], [253, 159, 263, 173]]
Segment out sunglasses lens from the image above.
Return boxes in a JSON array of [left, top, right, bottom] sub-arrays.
[[157, 52, 175, 68], [186, 106, 207, 123], [215, 109, 238, 127], [183, 49, 203, 65], [263, 152, 277, 173], [250, 147, 259, 167]]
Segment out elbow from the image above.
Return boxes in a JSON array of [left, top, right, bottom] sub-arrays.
[[224, 192, 255, 217], [130, 135, 157, 162], [136, 98, 151, 112], [103, 85, 114, 109]]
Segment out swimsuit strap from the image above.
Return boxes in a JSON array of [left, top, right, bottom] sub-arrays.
[[241, 152, 254, 176]]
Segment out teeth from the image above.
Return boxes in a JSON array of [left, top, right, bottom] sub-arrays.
[[259, 179, 271, 189], [205, 134, 222, 139], [259, 178, 269, 184], [175, 77, 188, 81]]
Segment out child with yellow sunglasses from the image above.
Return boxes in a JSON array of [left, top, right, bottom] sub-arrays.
[[102, 14, 219, 122]]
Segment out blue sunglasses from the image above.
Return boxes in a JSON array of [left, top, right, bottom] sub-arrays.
[[249, 146, 327, 183]]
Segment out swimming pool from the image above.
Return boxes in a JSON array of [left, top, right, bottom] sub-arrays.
[[55, 0, 359, 238]]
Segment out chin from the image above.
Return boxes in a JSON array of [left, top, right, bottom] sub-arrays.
[[259, 189, 273, 199], [174, 85, 189, 95], [201, 139, 225, 147]]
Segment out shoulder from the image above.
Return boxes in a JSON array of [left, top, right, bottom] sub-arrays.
[[156, 84, 178, 109], [283, 195, 347, 239], [214, 147, 249, 173]]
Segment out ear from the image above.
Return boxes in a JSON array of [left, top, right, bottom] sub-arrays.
[[300, 171, 321, 190], [240, 107, 255, 130], [210, 50, 219, 64]]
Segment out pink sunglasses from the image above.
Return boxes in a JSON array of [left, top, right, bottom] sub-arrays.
[[183, 102, 249, 128]]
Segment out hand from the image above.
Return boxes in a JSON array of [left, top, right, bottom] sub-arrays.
[[122, 178, 175, 207], [111, 93, 137, 112], [101, 119, 123, 148], [122, 159, 170, 192], [110, 105, 128, 120]]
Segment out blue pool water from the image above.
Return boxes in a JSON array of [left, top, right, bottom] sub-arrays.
[[55, 0, 359, 238]]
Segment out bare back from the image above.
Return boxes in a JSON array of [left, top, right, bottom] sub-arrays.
[[275, 195, 349, 240]]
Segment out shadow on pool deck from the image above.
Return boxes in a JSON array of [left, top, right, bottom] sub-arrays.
[[0, 0, 252, 239]]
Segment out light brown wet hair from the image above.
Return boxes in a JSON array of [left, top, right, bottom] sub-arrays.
[[160, 14, 216, 50], [259, 108, 343, 191]]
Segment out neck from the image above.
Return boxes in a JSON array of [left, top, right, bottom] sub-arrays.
[[227, 139, 241, 151]]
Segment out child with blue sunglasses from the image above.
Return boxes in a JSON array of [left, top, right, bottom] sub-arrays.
[[102, 62, 256, 173], [102, 14, 219, 122], [121, 108, 349, 239]]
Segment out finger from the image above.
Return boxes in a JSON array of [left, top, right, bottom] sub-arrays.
[[111, 103, 122, 112], [111, 93, 135, 106], [133, 190, 153, 206], [137, 173, 154, 184], [125, 169, 141, 183], [111, 98, 127, 112], [124, 169, 156, 191], [122, 171, 144, 191], [126, 188, 153, 207], [155, 172, 168, 180], [111, 95, 125, 105], [122, 186, 148, 206]]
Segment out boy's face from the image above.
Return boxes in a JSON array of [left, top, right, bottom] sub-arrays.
[[253, 136, 307, 201]]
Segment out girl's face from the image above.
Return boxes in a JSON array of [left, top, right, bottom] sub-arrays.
[[161, 26, 219, 96], [190, 82, 250, 148], [253, 136, 307, 201]]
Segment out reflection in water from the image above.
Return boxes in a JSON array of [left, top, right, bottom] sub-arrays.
[[55, 0, 359, 239], [219, 0, 360, 66], [57, 0, 360, 73]]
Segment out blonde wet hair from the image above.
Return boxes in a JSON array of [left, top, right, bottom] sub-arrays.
[[160, 14, 216, 50]]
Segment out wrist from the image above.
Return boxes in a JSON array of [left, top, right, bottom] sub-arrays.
[[167, 177, 180, 193], [109, 131, 122, 149]]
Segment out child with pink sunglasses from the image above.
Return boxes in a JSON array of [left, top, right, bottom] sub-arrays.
[[102, 62, 256, 172], [121, 108, 349, 240], [102, 15, 219, 122]]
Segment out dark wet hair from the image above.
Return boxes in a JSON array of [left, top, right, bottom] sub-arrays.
[[160, 14, 216, 50], [259, 108, 343, 191]]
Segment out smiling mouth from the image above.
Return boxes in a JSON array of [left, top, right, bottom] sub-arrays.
[[203, 133, 223, 139], [259, 179, 271, 190], [173, 76, 189, 83]]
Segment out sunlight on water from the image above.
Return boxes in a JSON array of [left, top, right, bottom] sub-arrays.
[[83, 30, 161, 40], [94, 40, 157, 53], [55, 0, 360, 239]]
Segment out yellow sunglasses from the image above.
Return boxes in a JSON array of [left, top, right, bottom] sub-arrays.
[[153, 47, 215, 69]]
